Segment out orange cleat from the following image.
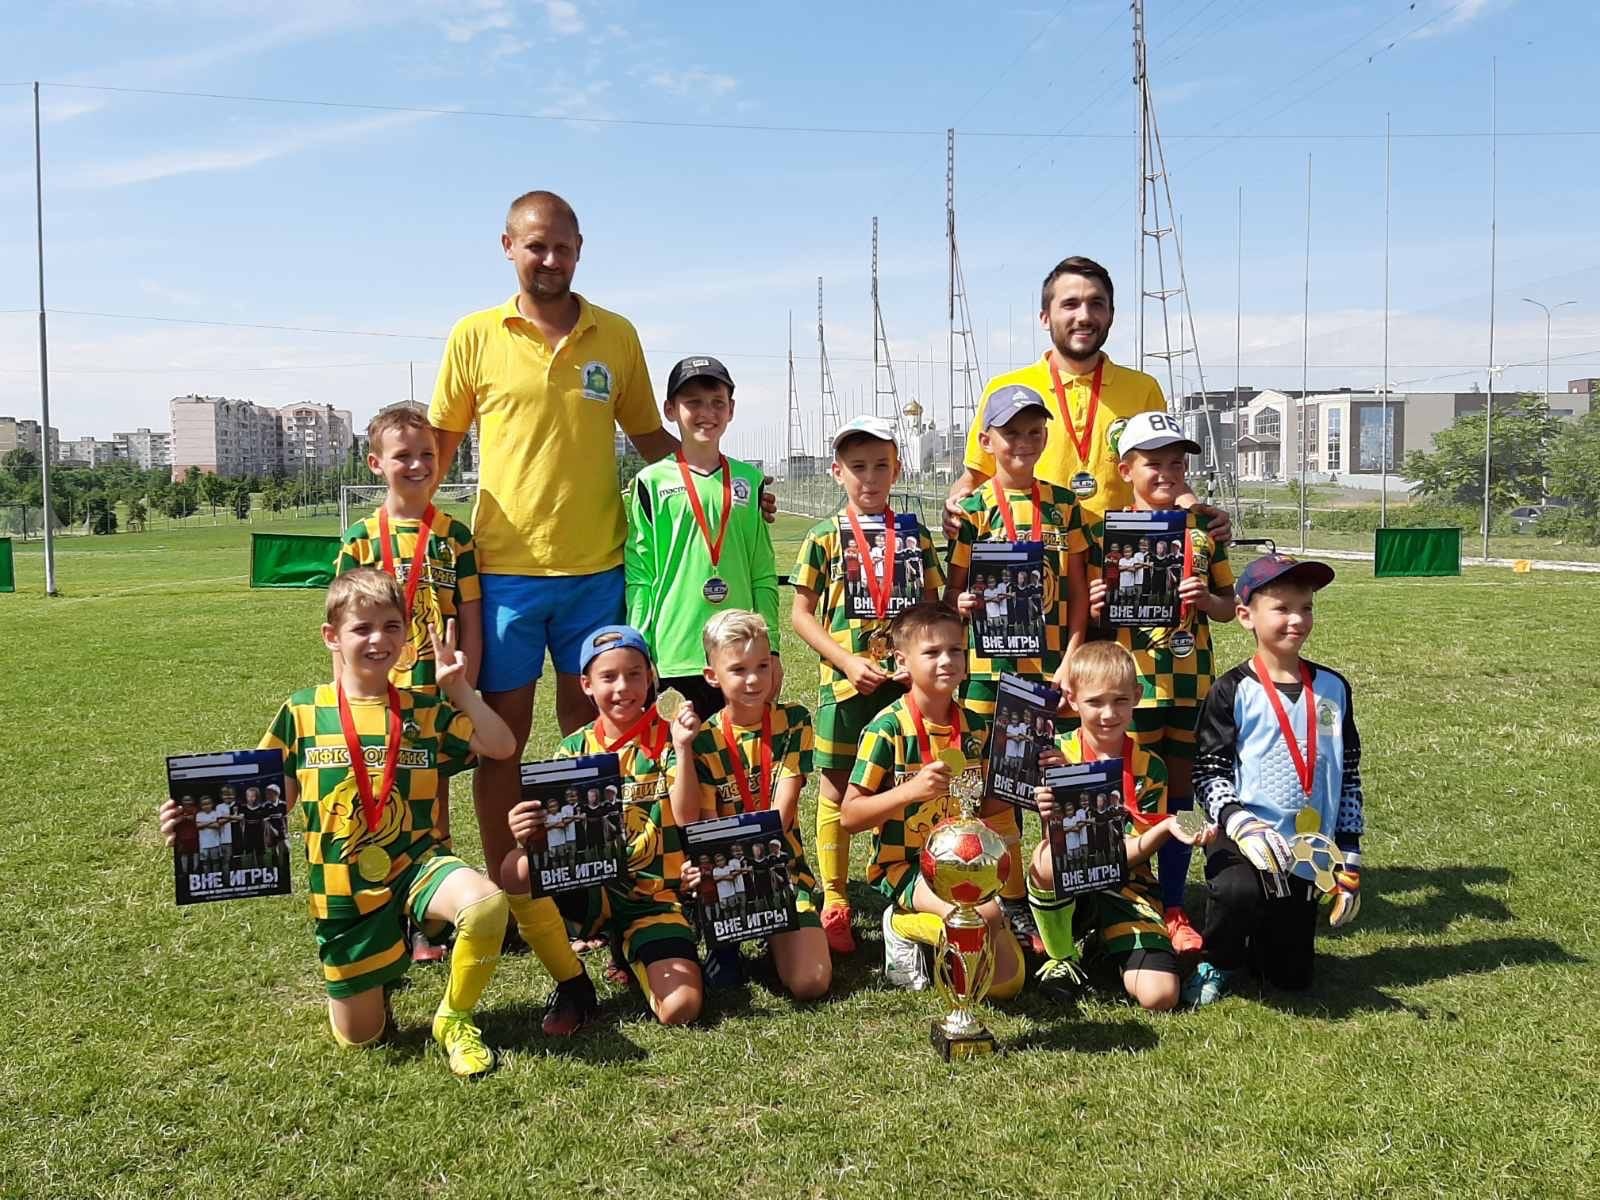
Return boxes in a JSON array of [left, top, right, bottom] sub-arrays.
[[1164, 906, 1204, 956], [821, 904, 856, 955]]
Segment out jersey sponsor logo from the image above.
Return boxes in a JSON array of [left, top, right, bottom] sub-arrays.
[[621, 777, 665, 805], [303, 745, 432, 770], [396, 561, 458, 588], [581, 360, 614, 402]]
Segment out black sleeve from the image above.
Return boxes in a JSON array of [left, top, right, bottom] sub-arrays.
[[1328, 668, 1365, 852], [633, 476, 654, 522], [1194, 667, 1243, 826]]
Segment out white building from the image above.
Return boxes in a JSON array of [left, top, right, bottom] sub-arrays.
[[169, 395, 283, 480], [0, 416, 60, 463], [113, 427, 173, 471], [278, 402, 355, 472], [62, 436, 127, 468]]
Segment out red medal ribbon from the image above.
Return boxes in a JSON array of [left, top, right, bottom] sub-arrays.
[[846, 505, 897, 621], [1252, 654, 1318, 796], [1071, 732, 1150, 829], [336, 682, 404, 836], [377, 504, 437, 622], [676, 452, 732, 571], [994, 481, 1043, 543], [906, 694, 963, 767], [721, 708, 774, 813], [594, 706, 668, 759], [1046, 354, 1104, 465]]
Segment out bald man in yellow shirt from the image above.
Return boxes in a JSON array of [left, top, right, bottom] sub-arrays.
[[944, 256, 1230, 542]]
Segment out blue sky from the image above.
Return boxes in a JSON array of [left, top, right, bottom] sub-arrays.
[[1, 0, 1597, 461]]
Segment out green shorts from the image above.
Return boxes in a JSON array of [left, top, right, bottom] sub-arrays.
[[314, 852, 468, 999], [1075, 875, 1172, 959], [1131, 704, 1200, 763], [556, 885, 698, 966], [814, 684, 905, 771]]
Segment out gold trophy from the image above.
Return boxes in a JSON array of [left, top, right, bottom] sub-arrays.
[[919, 748, 1012, 1061]]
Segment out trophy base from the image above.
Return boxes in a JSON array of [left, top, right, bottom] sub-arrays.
[[930, 1019, 997, 1061]]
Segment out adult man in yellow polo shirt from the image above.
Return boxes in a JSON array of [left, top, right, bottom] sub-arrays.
[[944, 256, 1230, 540], [429, 191, 686, 916]]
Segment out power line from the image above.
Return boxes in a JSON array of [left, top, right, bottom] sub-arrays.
[[45, 308, 446, 341], [950, 0, 1078, 127]]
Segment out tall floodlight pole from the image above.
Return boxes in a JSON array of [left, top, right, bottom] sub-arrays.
[[33, 82, 58, 596], [1234, 186, 1243, 497], [1300, 153, 1312, 553], [1133, 0, 1147, 368], [1482, 59, 1497, 562], [1381, 113, 1392, 527], [1521, 297, 1576, 412]]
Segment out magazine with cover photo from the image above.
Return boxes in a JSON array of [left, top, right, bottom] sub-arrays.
[[1041, 759, 1129, 899], [983, 672, 1060, 809], [520, 754, 627, 896], [841, 510, 926, 620], [969, 541, 1046, 659], [1101, 509, 1190, 629], [680, 809, 799, 946], [167, 750, 292, 905]]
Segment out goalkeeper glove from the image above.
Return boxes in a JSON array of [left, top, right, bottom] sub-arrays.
[[1224, 811, 1293, 897], [1327, 868, 1361, 928]]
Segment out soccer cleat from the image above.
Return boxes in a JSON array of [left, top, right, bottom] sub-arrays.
[[431, 1012, 496, 1078], [1164, 906, 1204, 955], [410, 927, 446, 965], [1001, 897, 1046, 957], [702, 945, 745, 991], [821, 904, 857, 955], [881, 907, 932, 991], [1181, 961, 1234, 1008], [540, 972, 599, 1037], [1035, 956, 1088, 1005]]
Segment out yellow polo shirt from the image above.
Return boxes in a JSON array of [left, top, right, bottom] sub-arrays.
[[964, 352, 1166, 520], [430, 294, 661, 576]]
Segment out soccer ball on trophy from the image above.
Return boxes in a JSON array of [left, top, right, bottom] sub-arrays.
[[919, 749, 1012, 1061]]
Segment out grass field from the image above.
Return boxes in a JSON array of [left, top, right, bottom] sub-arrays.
[[4, 518, 1598, 1199]]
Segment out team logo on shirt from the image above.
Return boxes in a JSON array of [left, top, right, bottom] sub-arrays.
[[1317, 700, 1338, 730], [732, 477, 752, 504], [1105, 417, 1129, 455], [581, 361, 614, 402]]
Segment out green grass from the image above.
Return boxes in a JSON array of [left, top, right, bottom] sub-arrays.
[[3, 519, 1597, 1199]]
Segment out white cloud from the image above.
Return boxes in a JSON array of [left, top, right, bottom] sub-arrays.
[[439, 0, 513, 43], [1410, 0, 1500, 40], [544, 0, 584, 35], [646, 68, 738, 98], [62, 109, 440, 188]]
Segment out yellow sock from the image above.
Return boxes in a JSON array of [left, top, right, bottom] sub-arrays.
[[890, 910, 946, 947], [629, 959, 663, 1018], [815, 790, 850, 909], [987, 927, 1026, 1001], [506, 892, 583, 984], [990, 806, 1027, 902], [438, 891, 508, 1017]]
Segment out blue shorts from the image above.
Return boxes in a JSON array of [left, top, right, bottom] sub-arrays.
[[479, 569, 625, 693]]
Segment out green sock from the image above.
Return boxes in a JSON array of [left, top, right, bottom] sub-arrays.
[[1028, 884, 1079, 963]]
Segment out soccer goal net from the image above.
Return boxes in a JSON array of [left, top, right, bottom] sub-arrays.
[[339, 484, 478, 532]]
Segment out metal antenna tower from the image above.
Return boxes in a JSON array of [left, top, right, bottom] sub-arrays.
[[817, 276, 843, 447], [870, 217, 906, 442], [786, 309, 804, 471], [946, 129, 984, 453], [1132, 0, 1239, 519]]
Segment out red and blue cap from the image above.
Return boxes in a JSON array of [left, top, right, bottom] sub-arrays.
[[1235, 554, 1336, 605]]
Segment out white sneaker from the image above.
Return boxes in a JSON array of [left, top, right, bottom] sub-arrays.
[[882, 906, 932, 991]]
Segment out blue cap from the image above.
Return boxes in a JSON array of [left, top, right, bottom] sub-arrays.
[[984, 384, 1051, 429], [1235, 554, 1335, 605], [578, 624, 652, 673]]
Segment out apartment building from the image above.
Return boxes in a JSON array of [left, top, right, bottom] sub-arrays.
[[0, 416, 60, 463], [113, 427, 173, 471], [169, 395, 283, 480]]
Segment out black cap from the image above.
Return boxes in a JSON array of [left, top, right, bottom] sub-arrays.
[[666, 356, 735, 401]]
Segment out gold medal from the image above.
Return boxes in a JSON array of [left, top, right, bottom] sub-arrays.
[[866, 631, 891, 662], [938, 747, 968, 775], [655, 690, 682, 721], [1174, 809, 1208, 840], [355, 844, 392, 882], [1294, 805, 1321, 835]]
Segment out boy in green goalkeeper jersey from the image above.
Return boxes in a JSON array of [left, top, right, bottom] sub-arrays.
[[626, 357, 780, 720]]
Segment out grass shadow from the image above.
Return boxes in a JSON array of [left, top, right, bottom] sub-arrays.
[[1006, 1014, 1161, 1056], [479, 996, 650, 1063], [1259, 935, 1581, 1020], [1351, 864, 1516, 934]]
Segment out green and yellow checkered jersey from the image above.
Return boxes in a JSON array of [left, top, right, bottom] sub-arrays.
[[1086, 512, 1234, 707], [334, 511, 481, 690], [557, 717, 680, 897], [676, 702, 814, 820], [849, 697, 991, 900], [259, 685, 475, 920], [949, 478, 1090, 680], [790, 514, 946, 704], [1057, 728, 1168, 888]]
